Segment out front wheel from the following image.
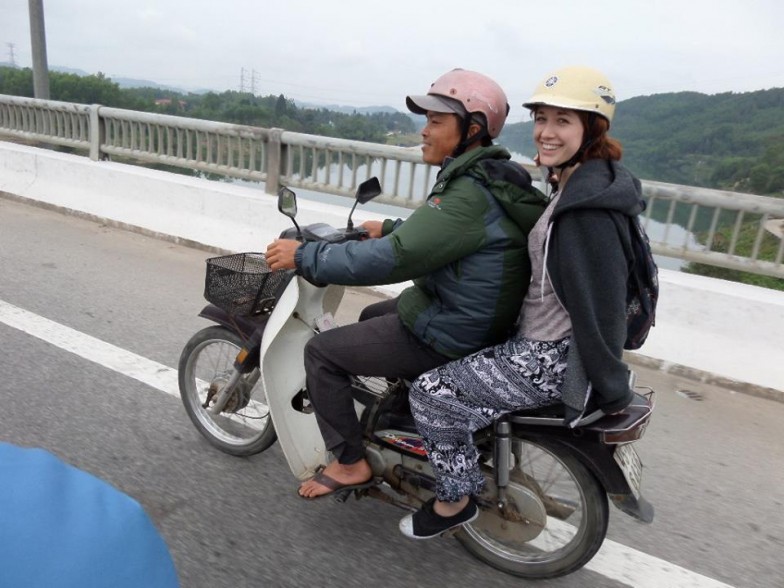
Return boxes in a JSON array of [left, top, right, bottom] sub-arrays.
[[456, 437, 608, 579], [178, 326, 276, 456]]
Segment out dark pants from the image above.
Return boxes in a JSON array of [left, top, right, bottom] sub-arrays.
[[303, 297, 450, 464]]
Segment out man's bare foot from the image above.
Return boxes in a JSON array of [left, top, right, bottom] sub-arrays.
[[298, 459, 373, 499]]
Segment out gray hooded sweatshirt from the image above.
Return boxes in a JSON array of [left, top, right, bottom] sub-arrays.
[[544, 159, 645, 424]]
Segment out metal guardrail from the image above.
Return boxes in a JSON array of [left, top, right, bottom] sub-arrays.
[[1, 94, 783, 279]]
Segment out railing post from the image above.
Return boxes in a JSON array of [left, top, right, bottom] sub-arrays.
[[265, 128, 284, 195], [88, 104, 105, 161]]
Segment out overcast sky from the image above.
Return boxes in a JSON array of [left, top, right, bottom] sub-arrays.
[[1, 0, 782, 123]]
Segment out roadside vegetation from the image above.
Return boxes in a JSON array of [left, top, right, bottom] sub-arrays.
[[0, 66, 416, 144]]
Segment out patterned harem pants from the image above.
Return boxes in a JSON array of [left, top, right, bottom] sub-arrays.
[[409, 336, 570, 502]]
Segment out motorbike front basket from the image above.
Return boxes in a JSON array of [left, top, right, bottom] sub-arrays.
[[203, 252, 288, 316]]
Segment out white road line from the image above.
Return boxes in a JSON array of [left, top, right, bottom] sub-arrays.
[[535, 519, 735, 586], [0, 299, 736, 588], [0, 299, 179, 398], [586, 537, 735, 587]]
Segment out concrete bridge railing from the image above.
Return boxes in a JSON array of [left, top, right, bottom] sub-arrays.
[[1, 94, 783, 279]]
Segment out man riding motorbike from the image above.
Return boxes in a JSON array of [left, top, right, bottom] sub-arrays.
[[265, 68, 547, 499]]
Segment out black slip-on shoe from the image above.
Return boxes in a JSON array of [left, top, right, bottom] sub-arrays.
[[399, 497, 478, 539]]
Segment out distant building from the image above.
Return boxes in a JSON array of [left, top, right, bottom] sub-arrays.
[[154, 98, 187, 109]]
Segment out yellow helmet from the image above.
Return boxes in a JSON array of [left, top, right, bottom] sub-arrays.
[[523, 66, 616, 124]]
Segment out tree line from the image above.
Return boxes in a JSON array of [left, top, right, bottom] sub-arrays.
[[0, 67, 416, 144]]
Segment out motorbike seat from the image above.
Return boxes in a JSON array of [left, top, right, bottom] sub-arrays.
[[509, 403, 566, 418], [507, 392, 653, 431], [507, 370, 645, 428]]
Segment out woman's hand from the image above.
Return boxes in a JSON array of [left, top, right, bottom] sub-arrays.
[[265, 239, 300, 271]]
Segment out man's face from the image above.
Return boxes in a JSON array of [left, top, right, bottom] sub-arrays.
[[421, 112, 461, 165]]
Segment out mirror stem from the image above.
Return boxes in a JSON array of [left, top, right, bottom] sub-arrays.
[[346, 201, 358, 232]]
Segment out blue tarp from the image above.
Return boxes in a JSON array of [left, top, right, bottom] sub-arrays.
[[0, 442, 179, 587]]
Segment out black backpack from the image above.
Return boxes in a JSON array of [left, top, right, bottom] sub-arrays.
[[623, 215, 659, 350]]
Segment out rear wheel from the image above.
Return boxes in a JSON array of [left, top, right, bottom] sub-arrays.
[[178, 326, 276, 456], [456, 437, 608, 579]]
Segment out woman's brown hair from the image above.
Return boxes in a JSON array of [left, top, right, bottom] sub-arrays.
[[577, 112, 623, 162]]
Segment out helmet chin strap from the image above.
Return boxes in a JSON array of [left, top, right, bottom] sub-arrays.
[[546, 166, 560, 192], [451, 115, 488, 158]]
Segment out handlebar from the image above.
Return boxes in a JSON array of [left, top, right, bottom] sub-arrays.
[[279, 224, 368, 243]]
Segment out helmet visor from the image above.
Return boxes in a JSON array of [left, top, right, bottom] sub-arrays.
[[406, 94, 467, 117]]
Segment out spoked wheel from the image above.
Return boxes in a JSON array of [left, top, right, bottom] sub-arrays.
[[456, 437, 608, 579], [178, 326, 276, 456]]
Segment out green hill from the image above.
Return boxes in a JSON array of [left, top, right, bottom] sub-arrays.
[[500, 88, 784, 197]]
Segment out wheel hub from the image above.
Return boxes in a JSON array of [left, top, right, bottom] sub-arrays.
[[471, 478, 548, 543], [203, 374, 252, 413]]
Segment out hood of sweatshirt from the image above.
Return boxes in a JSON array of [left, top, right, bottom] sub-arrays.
[[553, 159, 644, 219], [437, 146, 549, 233]]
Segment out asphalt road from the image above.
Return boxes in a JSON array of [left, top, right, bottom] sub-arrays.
[[1, 196, 782, 588]]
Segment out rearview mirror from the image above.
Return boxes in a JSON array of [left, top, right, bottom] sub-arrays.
[[277, 186, 298, 219], [355, 177, 382, 204], [345, 177, 382, 231]]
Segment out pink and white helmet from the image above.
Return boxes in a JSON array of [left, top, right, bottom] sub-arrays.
[[406, 69, 510, 138]]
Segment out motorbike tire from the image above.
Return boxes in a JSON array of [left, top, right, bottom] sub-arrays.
[[456, 437, 608, 579], [178, 325, 277, 457]]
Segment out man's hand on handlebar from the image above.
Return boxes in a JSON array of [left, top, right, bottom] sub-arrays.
[[265, 239, 300, 271], [360, 220, 383, 239]]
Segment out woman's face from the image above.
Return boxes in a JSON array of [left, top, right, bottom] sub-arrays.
[[533, 106, 585, 168], [421, 112, 462, 165]]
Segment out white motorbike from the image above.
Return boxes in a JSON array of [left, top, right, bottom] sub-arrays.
[[178, 178, 655, 579]]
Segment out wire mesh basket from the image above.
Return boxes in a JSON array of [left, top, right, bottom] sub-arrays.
[[203, 253, 287, 316]]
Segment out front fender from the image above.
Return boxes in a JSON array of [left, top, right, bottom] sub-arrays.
[[197, 304, 268, 340]]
